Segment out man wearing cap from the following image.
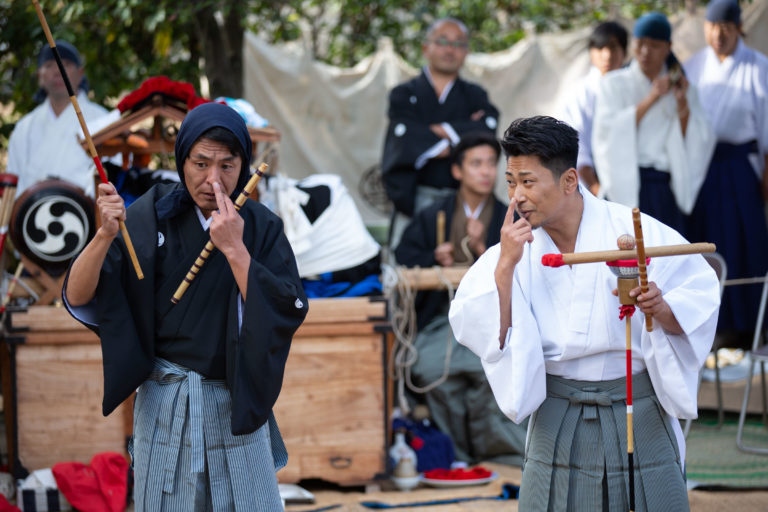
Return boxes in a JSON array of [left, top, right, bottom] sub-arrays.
[[685, 0, 768, 337], [64, 102, 309, 510], [7, 40, 108, 198], [592, 12, 715, 234]]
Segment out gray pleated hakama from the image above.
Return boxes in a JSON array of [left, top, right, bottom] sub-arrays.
[[519, 371, 689, 511], [132, 358, 287, 511]]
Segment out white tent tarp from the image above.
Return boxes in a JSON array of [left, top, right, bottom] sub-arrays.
[[243, 1, 768, 225]]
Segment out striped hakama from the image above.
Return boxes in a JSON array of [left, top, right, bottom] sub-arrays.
[[132, 358, 287, 511], [520, 371, 688, 512]]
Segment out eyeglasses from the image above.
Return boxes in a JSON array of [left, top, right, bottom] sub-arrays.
[[429, 38, 469, 49]]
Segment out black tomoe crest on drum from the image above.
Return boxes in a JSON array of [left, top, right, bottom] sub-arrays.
[[11, 180, 95, 276]]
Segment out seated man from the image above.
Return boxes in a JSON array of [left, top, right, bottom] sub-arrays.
[[395, 132, 525, 465]]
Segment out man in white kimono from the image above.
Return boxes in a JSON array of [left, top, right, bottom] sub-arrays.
[[7, 40, 107, 198], [449, 116, 720, 510], [685, 0, 768, 336], [560, 21, 627, 196], [592, 12, 715, 235]]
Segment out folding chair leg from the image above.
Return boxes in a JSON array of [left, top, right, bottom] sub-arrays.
[[737, 359, 768, 454], [762, 361, 768, 428], [715, 352, 724, 428]]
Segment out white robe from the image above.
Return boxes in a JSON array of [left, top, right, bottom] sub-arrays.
[[591, 61, 715, 214], [448, 187, 719, 434], [559, 66, 601, 171], [7, 92, 108, 198], [685, 39, 768, 178]]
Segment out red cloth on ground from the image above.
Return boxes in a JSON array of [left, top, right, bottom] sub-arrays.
[[0, 494, 20, 512], [52, 452, 129, 512], [423, 466, 492, 480], [117, 76, 209, 113]]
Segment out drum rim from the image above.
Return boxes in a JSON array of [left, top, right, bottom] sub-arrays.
[[9, 179, 95, 274]]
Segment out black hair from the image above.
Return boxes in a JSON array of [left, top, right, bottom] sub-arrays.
[[192, 126, 250, 190], [589, 21, 628, 53], [500, 116, 578, 178], [452, 131, 501, 166]]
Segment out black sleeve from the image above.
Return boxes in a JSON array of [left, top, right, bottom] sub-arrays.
[[447, 85, 500, 136], [227, 212, 309, 435], [381, 85, 443, 215], [394, 207, 440, 268]]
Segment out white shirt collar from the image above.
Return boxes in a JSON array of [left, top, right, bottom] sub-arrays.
[[195, 205, 213, 230]]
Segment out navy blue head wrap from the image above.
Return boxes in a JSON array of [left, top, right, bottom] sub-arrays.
[[633, 12, 671, 42], [157, 102, 253, 219], [706, 0, 741, 23]]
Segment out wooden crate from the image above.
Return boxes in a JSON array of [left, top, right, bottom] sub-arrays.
[[1, 306, 131, 475], [2, 297, 390, 485], [275, 297, 389, 485]]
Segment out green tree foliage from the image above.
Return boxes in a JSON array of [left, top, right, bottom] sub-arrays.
[[1, 0, 699, 149]]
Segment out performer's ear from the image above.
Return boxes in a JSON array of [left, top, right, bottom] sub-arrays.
[[561, 167, 579, 193]]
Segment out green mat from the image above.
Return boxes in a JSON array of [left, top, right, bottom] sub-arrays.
[[685, 414, 768, 488]]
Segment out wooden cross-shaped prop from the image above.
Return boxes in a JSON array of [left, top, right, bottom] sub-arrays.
[[542, 208, 715, 512]]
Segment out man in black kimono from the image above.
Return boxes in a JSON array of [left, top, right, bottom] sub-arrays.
[[64, 102, 308, 511], [394, 132, 525, 465], [381, 17, 499, 247]]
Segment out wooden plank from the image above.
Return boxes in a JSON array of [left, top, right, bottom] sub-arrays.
[[12, 306, 85, 332], [15, 344, 127, 470], [397, 266, 468, 290], [15, 297, 388, 333], [21, 332, 99, 345], [279, 451, 385, 484], [294, 322, 386, 337], [304, 297, 386, 324]]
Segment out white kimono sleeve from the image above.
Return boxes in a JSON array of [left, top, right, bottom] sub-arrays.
[[449, 245, 546, 424], [666, 86, 715, 214], [592, 76, 640, 208], [640, 219, 720, 418]]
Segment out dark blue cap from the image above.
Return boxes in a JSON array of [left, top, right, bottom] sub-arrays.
[[38, 40, 81, 67], [633, 12, 671, 42], [706, 0, 741, 23]]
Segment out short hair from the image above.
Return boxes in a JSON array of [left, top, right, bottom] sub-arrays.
[[589, 21, 628, 53], [452, 132, 501, 166], [500, 116, 578, 178], [426, 18, 469, 40]]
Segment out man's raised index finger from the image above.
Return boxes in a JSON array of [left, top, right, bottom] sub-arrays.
[[213, 182, 228, 213], [505, 198, 517, 223]]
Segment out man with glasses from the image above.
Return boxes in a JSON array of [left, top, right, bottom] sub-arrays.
[[381, 18, 499, 248]]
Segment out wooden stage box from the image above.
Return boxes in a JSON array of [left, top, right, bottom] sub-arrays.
[[1, 297, 390, 485]]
